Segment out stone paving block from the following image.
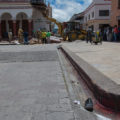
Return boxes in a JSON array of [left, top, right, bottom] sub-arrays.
[[46, 111, 74, 120], [32, 112, 46, 120], [63, 42, 120, 85], [47, 104, 72, 112], [73, 108, 97, 120]]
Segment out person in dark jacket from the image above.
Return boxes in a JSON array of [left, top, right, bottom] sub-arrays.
[[86, 28, 92, 43], [118, 26, 120, 40], [24, 31, 29, 45], [113, 25, 118, 42]]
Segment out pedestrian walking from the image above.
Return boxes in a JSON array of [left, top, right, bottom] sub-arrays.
[[106, 27, 109, 41], [46, 31, 51, 44], [113, 25, 119, 42], [118, 26, 120, 40], [91, 31, 100, 45], [23, 31, 29, 45], [108, 27, 113, 42], [99, 29, 103, 44], [95, 30, 100, 43], [33, 30, 36, 38], [8, 29, 13, 43], [86, 28, 92, 44], [103, 28, 107, 41], [36, 30, 42, 44], [18, 28, 24, 43], [42, 31, 47, 44]]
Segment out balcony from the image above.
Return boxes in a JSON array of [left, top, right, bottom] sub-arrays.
[[30, 0, 48, 16], [30, 0, 46, 6]]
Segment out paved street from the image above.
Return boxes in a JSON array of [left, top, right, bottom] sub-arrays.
[[0, 44, 74, 120], [0, 44, 113, 120], [0, 0, 118, 119]]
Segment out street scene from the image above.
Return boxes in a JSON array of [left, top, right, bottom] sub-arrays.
[[0, 0, 120, 120]]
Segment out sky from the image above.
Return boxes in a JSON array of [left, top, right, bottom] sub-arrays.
[[46, 0, 93, 22]]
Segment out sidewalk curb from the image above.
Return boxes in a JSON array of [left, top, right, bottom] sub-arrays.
[[57, 47, 98, 120], [60, 45, 120, 112], [0, 44, 17, 45]]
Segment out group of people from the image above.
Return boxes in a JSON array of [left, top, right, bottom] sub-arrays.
[[102, 25, 120, 42], [86, 25, 120, 44], [112, 25, 120, 42], [18, 29, 29, 44], [7, 28, 29, 44], [34, 30, 51, 44], [7, 28, 51, 45]]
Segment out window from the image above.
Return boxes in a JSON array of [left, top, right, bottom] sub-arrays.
[[88, 14, 90, 20], [92, 12, 94, 18], [99, 10, 109, 16], [118, 0, 120, 9], [76, 17, 82, 20], [119, 20, 120, 26], [86, 17, 87, 22]]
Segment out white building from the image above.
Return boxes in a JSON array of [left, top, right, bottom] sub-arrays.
[[69, 12, 84, 30], [70, 12, 84, 25], [0, 0, 52, 39], [84, 0, 111, 31]]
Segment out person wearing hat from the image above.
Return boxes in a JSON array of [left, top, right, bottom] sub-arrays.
[[42, 31, 47, 44]]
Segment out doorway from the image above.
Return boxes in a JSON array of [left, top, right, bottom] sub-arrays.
[[118, 20, 120, 26]]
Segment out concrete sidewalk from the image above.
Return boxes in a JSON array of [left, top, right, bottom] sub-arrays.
[[61, 41, 120, 111], [0, 41, 16, 45]]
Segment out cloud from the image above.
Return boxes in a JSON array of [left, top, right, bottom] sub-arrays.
[[48, 0, 93, 22]]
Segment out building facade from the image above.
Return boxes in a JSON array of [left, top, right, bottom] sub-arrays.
[[69, 12, 84, 30], [111, 0, 120, 27], [83, 0, 111, 31], [70, 12, 84, 23], [0, 0, 52, 39]]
